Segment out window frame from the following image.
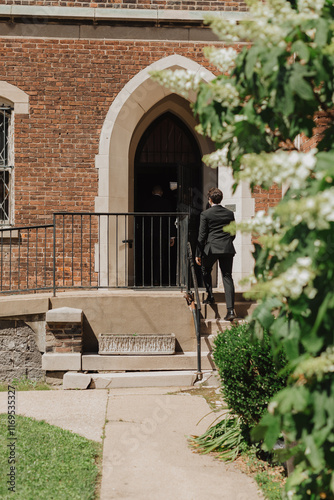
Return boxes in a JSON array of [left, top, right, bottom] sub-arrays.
[[0, 105, 14, 226]]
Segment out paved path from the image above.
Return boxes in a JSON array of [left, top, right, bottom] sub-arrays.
[[0, 387, 263, 500]]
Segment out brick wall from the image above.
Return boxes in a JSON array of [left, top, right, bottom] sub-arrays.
[[1, 38, 224, 227], [253, 185, 282, 212], [1, 37, 276, 229], [0, 36, 283, 289], [1, 0, 248, 11], [46, 322, 82, 353], [300, 111, 334, 153]]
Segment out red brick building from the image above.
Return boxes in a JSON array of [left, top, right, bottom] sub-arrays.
[[0, 1, 281, 292]]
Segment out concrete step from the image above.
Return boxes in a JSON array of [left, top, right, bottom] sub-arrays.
[[200, 301, 256, 320], [63, 370, 199, 389], [200, 317, 247, 335], [200, 334, 217, 352], [197, 291, 254, 302], [82, 351, 215, 371]]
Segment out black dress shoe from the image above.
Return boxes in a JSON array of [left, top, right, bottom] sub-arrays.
[[203, 296, 215, 305], [224, 309, 236, 321]]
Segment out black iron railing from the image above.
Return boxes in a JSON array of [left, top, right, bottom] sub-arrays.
[[0, 224, 54, 293], [186, 241, 202, 379], [0, 212, 189, 295]]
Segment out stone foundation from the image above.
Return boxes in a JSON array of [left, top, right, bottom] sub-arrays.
[[98, 333, 176, 355], [0, 319, 44, 382]]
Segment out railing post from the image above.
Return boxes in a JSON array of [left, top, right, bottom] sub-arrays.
[[187, 242, 202, 380], [53, 213, 56, 297]]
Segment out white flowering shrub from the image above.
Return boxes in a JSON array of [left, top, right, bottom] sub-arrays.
[[203, 46, 238, 73], [149, 69, 203, 98], [152, 0, 334, 498]]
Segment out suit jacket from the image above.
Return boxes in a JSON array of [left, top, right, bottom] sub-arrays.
[[197, 204, 236, 257], [144, 195, 176, 238], [145, 194, 173, 214]]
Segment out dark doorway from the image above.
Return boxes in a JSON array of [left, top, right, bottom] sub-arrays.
[[134, 112, 203, 286]]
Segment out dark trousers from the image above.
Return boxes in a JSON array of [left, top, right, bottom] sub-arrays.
[[201, 253, 235, 309]]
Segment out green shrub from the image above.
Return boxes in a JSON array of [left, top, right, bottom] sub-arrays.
[[213, 323, 288, 433]]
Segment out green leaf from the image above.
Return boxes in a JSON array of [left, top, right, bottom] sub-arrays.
[[291, 40, 310, 62], [308, 292, 334, 347], [245, 46, 262, 80], [276, 386, 309, 414], [262, 46, 285, 76], [304, 434, 324, 470], [314, 18, 329, 47], [251, 412, 281, 449], [330, 472, 334, 494], [252, 299, 280, 330], [289, 64, 315, 100]]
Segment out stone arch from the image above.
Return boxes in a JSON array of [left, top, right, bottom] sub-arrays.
[[95, 55, 255, 289], [0, 81, 29, 114], [95, 55, 215, 213]]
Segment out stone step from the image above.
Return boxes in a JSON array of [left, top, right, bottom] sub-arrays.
[[200, 334, 217, 352], [82, 351, 215, 372], [199, 301, 256, 320], [200, 318, 247, 335], [63, 370, 200, 389], [198, 291, 253, 303]]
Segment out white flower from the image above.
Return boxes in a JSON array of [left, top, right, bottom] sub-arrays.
[[150, 69, 203, 98], [203, 145, 230, 168], [206, 0, 323, 46], [298, 0, 325, 16], [209, 81, 240, 108], [278, 187, 334, 230], [236, 209, 281, 236], [204, 46, 238, 73], [237, 149, 318, 191], [257, 257, 317, 300]]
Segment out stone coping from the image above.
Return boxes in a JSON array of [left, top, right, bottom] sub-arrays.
[[0, 5, 251, 22], [42, 352, 81, 370], [46, 307, 83, 324]]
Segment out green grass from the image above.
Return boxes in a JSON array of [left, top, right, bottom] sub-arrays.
[[238, 446, 285, 500], [0, 377, 52, 392], [0, 414, 102, 500], [254, 470, 284, 500]]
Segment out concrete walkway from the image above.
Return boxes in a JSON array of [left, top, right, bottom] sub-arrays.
[[0, 387, 263, 500]]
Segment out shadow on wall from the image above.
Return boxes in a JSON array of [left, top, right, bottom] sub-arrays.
[[82, 315, 98, 353]]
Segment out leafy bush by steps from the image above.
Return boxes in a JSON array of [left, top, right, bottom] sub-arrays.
[[213, 323, 288, 434]]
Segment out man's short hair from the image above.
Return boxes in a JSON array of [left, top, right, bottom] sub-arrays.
[[208, 188, 223, 204]]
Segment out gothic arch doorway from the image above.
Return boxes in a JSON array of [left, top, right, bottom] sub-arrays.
[[134, 112, 202, 215], [133, 111, 203, 287]]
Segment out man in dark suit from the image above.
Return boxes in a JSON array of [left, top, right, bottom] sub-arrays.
[[195, 188, 236, 321]]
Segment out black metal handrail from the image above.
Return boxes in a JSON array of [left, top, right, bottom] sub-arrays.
[[0, 224, 54, 294], [186, 241, 202, 380]]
